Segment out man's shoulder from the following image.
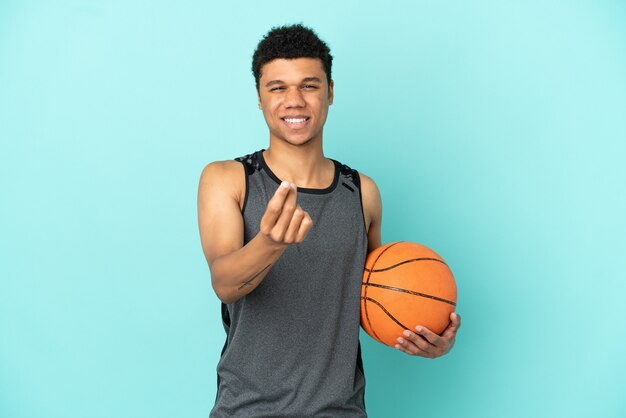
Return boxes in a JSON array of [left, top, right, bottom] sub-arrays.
[[198, 157, 248, 205], [201, 150, 260, 179], [357, 171, 377, 190], [200, 159, 243, 180], [355, 170, 381, 209]]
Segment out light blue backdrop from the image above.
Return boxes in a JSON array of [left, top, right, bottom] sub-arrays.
[[1, 1, 625, 417]]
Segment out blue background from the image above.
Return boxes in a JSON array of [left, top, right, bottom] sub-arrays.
[[1, 1, 625, 417]]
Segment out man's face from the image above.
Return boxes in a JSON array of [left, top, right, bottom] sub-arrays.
[[257, 58, 334, 147]]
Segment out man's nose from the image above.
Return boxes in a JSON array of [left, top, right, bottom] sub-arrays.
[[284, 87, 305, 107]]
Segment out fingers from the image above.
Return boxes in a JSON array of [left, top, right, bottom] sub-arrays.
[[397, 320, 459, 358], [396, 329, 438, 358], [284, 205, 306, 243], [262, 181, 293, 229], [294, 211, 313, 243], [273, 183, 298, 237], [441, 312, 461, 339], [283, 204, 313, 244], [414, 326, 442, 345], [395, 340, 434, 358], [260, 181, 313, 245]]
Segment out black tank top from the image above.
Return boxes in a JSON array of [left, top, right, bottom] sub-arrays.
[[210, 149, 368, 417]]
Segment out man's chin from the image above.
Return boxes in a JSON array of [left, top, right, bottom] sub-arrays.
[[278, 134, 316, 147]]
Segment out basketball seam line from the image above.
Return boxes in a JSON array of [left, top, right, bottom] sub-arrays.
[[363, 282, 457, 306], [363, 242, 403, 343], [362, 296, 411, 339], [364, 257, 448, 272]]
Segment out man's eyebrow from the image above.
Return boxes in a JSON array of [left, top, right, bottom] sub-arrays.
[[265, 79, 284, 87], [264, 77, 323, 87]]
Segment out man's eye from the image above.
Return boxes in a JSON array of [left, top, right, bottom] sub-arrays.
[[303, 85, 318, 90], [271, 86, 285, 92]]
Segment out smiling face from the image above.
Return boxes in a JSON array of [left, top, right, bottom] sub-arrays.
[[257, 58, 334, 147]]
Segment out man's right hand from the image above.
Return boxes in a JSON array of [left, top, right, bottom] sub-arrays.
[[260, 181, 313, 247]]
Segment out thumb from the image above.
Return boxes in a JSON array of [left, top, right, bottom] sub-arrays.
[[441, 312, 461, 339]]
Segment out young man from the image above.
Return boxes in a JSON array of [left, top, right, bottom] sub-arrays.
[[197, 24, 461, 417]]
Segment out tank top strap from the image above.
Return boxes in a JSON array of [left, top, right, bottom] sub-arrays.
[[332, 159, 362, 194], [234, 151, 262, 176]]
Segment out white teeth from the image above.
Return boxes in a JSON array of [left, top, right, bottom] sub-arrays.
[[284, 118, 307, 123]]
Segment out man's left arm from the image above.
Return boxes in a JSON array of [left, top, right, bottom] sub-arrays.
[[359, 172, 461, 358]]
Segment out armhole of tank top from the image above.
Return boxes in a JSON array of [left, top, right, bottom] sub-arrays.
[[356, 171, 368, 235], [236, 159, 249, 215]]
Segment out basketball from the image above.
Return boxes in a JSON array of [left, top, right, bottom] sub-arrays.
[[360, 241, 457, 347]]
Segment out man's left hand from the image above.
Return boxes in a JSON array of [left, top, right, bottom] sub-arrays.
[[395, 312, 461, 358]]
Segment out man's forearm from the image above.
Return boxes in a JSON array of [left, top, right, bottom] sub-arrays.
[[210, 233, 287, 304]]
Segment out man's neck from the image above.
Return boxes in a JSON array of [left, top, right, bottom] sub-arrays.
[[263, 139, 334, 189]]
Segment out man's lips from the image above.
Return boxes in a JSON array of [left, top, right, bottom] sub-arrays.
[[281, 116, 310, 129]]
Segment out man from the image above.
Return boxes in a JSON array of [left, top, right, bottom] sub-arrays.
[[197, 24, 461, 417]]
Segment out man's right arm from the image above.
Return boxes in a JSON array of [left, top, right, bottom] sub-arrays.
[[197, 161, 312, 304]]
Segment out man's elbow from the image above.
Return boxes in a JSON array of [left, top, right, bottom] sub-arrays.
[[212, 282, 242, 305], [208, 258, 244, 304]]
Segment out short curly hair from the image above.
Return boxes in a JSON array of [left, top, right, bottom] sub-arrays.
[[252, 24, 333, 90]]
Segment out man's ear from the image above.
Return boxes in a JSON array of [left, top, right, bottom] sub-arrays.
[[328, 80, 334, 105]]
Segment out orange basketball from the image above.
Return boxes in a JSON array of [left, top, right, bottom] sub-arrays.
[[360, 241, 457, 347]]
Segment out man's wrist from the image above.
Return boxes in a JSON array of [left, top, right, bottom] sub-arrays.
[[256, 232, 288, 253]]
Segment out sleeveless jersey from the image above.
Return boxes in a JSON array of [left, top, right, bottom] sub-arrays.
[[210, 149, 368, 417]]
